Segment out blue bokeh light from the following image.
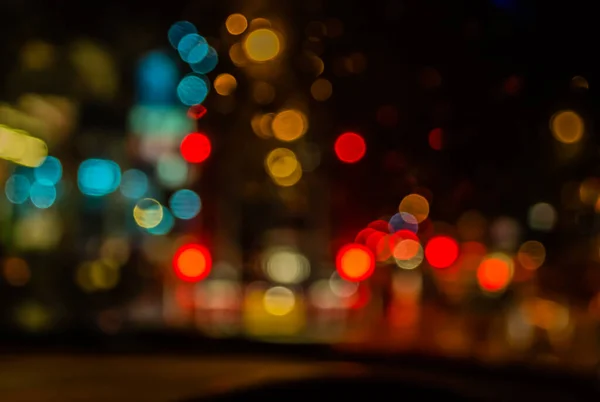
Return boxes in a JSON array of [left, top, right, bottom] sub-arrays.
[[120, 169, 148, 199], [168, 21, 198, 48], [78, 159, 121, 197], [389, 212, 419, 234], [30, 182, 56, 209], [5, 174, 31, 204], [177, 34, 209, 64], [190, 46, 218, 74], [137, 51, 179, 105], [147, 207, 175, 235], [169, 189, 201, 220], [177, 74, 209, 106], [34, 156, 62, 185]]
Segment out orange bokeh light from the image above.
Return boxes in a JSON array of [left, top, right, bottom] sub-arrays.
[[173, 244, 212, 282], [336, 243, 375, 282], [477, 255, 513, 292]]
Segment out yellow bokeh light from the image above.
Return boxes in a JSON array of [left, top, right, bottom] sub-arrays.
[[271, 109, 307, 142], [310, 78, 332, 101], [214, 73, 237, 96], [249, 18, 272, 30], [263, 286, 296, 316], [0, 125, 48, 167], [265, 148, 298, 178], [133, 198, 163, 229], [399, 194, 430, 223], [264, 248, 310, 284], [243, 28, 281, 62], [89, 259, 120, 290], [550, 110, 584, 144], [517, 241, 546, 270], [226, 13, 248, 35], [272, 164, 302, 187]]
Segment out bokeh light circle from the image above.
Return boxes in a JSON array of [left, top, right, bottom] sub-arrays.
[[168, 21, 198, 48], [335, 243, 375, 282], [147, 207, 175, 236], [120, 169, 148, 199], [425, 236, 459, 269], [5, 174, 31, 204], [550, 110, 584, 144], [389, 212, 419, 234], [398, 194, 430, 223], [29, 182, 56, 209], [517, 241, 546, 270], [180, 132, 211, 164], [271, 110, 307, 142], [34, 156, 62, 185], [263, 286, 295, 316], [334, 132, 366, 163], [477, 253, 514, 292], [190, 46, 218, 74], [243, 28, 281, 62], [78, 159, 121, 197], [177, 34, 209, 64], [226, 14, 248, 35], [173, 244, 212, 282], [169, 189, 201, 220], [133, 198, 163, 229], [177, 74, 209, 106]]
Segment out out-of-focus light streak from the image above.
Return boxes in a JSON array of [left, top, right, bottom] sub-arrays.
[[0, 125, 47, 167]]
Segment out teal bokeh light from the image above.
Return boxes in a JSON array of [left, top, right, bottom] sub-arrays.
[[177, 74, 209, 106], [5, 174, 31, 204], [190, 46, 218, 74], [177, 33, 209, 64], [168, 21, 197, 48], [147, 207, 175, 235], [120, 169, 148, 199], [30, 182, 56, 209], [34, 156, 62, 185], [78, 159, 121, 196], [170, 189, 201, 220]]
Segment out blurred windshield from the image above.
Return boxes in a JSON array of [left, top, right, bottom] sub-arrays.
[[0, 0, 599, 371]]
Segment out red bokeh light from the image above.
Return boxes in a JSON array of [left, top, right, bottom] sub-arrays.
[[388, 229, 419, 252], [355, 228, 376, 244], [428, 128, 443, 150], [173, 244, 212, 283], [180, 133, 211, 164], [334, 132, 366, 163], [365, 230, 386, 255], [187, 104, 207, 120], [425, 236, 459, 269], [336, 243, 375, 282], [367, 219, 389, 233]]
